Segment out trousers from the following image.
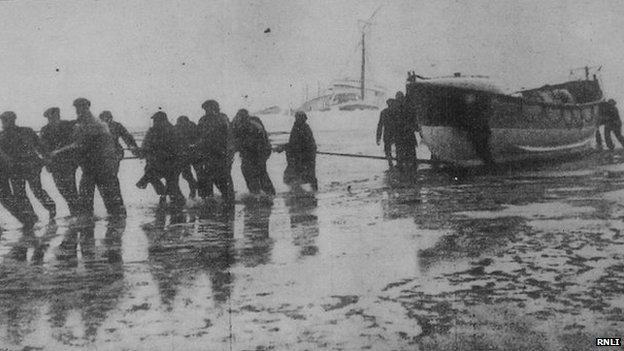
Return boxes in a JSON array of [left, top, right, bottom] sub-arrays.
[[241, 156, 275, 195], [11, 166, 56, 215], [78, 169, 126, 217], [49, 164, 80, 216]]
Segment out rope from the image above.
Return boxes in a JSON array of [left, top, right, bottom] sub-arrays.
[[315, 151, 445, 165], [121, 150, 443, 164]]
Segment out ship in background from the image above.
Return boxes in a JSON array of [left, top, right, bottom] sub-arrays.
[[295, 7, 388, 113]]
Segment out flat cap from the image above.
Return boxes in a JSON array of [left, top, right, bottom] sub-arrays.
[[73, 98, 91, 108], [201, 99, 219, 111], [151, 111, 168, 121], [0, 111, 17, 121], [99, 110, 113, 120], [44, 107, 60, 118]]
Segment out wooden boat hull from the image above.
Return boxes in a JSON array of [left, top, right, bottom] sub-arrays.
[[407, 79, 602, 166], [420, 125, 595, 167]]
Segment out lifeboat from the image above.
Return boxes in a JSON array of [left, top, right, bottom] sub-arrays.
[[406, 72, 603, 167]]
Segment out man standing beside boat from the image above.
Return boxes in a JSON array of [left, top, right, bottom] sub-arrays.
[[460, 92, 495, 167], [596, 99, 624, 150], [394, 91, 418, 170], [376, 98, 398, 169]]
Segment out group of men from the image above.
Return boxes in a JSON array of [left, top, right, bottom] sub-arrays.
[[136, 100, 280, 210], [134, 100, 322, 214], [137, 101, 318, 209], [0, 97, 320, 228], [0, 98, 128, 227], [376, 91, 419, 170]]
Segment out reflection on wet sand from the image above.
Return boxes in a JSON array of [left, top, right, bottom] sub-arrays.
[[241, 199, 274, 267], [3, 149, 624, 349], [53, 219, 126, 341], [285, 189, 319, 258], [146, 205, 236, 309], [418, 216, 527, 271], [0, 219, 126, 346], [8, 224, 57, 264], [374, 161, 624, 349]]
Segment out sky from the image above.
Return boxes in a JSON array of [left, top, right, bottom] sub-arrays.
[[0, 0, 623, 130]]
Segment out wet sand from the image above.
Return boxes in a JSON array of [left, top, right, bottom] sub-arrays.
[[1, 112, 623, 350]]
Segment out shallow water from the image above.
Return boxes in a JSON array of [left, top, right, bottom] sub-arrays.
[[0, 111, 623, 350]]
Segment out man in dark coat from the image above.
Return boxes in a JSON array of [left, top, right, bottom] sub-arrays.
[[99, 110, 139, 165], [232, 109, 275, 195], [0, 111, 56, 220], [136, 111, 186, 207], [51, 98, 126, 217], [376, 98, 397, 169], [40, 107, 80, 216], [195, 100, 234, 205], [175, 115, 199, 198], [596, 99, 624, 150], [277, 111, 318, 190], [393, 91, 418, 170]]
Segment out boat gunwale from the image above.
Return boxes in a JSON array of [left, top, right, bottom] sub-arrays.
[[406, 80, 604, 110]]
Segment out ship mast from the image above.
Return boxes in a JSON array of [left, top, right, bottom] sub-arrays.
[[359, 5, 383, 101], [360, 31, 366, 100]]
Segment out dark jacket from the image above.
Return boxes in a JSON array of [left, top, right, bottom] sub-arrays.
[[284, 119, 317, 184], [142, 121, 186, 174], [376, 108, 396, 144], [175, 119, 200, 145], [234, 117, 272, 161], [598, 102, 622, 128], [0, 126, 45, 174], [197, 112, 231, 163], [72, 116, 119, 175], [40, 120, 78, 170], [392, 99, 419, 143], [106, 120, 138, 158]]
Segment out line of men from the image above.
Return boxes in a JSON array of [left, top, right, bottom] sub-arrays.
[[376, 91, 419, 170], [0, 98, 319, 228], [0, 98, 127, 228], [136, 100, 274, 210], [137, 101, 318, 208]]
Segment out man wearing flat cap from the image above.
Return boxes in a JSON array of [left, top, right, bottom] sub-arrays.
[[0, 111, 56, 220], [196, 99, 234, 206], [136, 111, 186, 207], [40, 107, 80, 216], [51, 98, 126, 217]]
